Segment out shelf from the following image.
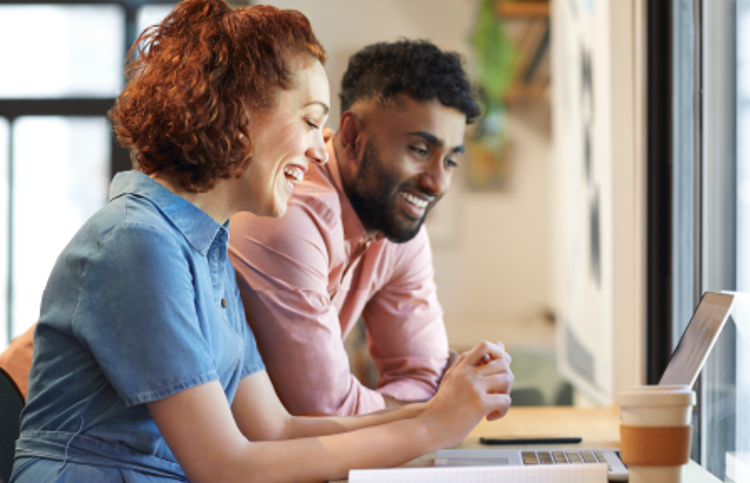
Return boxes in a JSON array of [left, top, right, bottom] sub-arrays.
[[496, 1, 549, 19], [495, 1, 550, 102]]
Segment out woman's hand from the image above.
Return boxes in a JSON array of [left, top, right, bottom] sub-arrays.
[[417, 341, 513, 448]]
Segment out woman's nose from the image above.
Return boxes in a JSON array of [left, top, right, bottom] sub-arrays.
[[307, 132, 329, 165]]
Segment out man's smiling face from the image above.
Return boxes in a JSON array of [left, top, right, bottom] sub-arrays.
[[344, 95, 467, 243]]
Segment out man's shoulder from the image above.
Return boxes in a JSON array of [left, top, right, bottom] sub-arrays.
[[237, 165, 344, 235], [377, 226, 434, 276], [291, 163, 342, 215], [229, 164, 345, 260]]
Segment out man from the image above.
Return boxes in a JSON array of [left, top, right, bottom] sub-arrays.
[[229, 39, 480, 416]]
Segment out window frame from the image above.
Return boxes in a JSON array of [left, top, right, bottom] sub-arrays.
[[667, 0, 740, 477], [0, 0, 179, 345]]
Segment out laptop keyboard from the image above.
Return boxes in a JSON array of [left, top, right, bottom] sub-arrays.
[[522, 451, 611, 471]]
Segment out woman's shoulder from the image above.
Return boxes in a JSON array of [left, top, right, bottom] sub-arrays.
[[80, 193, 189, 257]]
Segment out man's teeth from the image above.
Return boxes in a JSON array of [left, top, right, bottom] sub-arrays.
[[283, 166, 304, 183], [400, 192, 428, 208]]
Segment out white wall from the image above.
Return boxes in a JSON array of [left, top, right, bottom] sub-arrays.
[[264, 0, 556, 351], [551, 0, 647, 404]]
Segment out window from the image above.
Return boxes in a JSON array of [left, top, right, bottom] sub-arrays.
[[10, 116, 110, 339], [671, 0, 750, 480], [0, 5, 124, 98], [0, 117, 8, 345], [0, 0, 176, 348]]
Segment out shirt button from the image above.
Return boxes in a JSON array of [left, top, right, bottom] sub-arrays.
[[221, 298, 227, 308]]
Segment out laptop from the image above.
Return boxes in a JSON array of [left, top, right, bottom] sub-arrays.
[[434, 291, 737, 482]]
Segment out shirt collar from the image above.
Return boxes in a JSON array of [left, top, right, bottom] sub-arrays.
[[325, 139, 385, 244], [109, 170, 228, 256]]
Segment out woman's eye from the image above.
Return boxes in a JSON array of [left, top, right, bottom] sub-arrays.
[[306, 119, 319, 129]]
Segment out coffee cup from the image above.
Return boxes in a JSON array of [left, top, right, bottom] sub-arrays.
[[616, 385, 696, 483]]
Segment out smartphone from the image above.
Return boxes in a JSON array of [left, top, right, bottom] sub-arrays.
[[479, 436, 583, 445]]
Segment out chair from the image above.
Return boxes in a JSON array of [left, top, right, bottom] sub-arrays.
[[0, 366, 24, 483], [507, 347, 573, 406]]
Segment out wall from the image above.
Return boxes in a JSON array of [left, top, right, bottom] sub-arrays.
[[551, 0, 647, 404], [263, 0, 555, 352]]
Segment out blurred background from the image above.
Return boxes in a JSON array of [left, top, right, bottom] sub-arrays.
[[1, 2, 749, 479], [0, 0, 563, 407]]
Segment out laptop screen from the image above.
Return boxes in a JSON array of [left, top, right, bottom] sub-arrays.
[[659, 292, 735, 387]]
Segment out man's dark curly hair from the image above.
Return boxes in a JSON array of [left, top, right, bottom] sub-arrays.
[[339, 39, 480, 123]]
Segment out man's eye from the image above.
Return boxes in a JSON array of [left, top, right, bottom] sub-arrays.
[[446, 159, 459, 168], [410, 146, 428, 156]]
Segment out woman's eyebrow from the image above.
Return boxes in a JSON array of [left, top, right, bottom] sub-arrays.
[[304, 100, 330, 115]]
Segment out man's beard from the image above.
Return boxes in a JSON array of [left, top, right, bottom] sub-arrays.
[[347, 139, 441, 243]]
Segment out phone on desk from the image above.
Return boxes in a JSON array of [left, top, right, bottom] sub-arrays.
[[480, 436, 583, 445]]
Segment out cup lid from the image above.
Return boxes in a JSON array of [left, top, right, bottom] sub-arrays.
[[616, 385, 696, 407]]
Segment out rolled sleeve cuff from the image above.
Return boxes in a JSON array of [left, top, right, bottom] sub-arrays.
[[377, 378, 438, 402], [347, 386, 387, 415]]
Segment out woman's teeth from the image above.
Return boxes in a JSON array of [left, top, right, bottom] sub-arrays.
[[284, 166, 304, 183], [400, 191, 428, 208]]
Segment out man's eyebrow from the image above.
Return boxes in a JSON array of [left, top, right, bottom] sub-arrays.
[[305, 101, 330, 115], [408, 131, 464, 153], [408, 131, 443, 147]]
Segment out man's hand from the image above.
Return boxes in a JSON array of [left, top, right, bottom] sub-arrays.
[[439, 349, 460, 383], [417, 341, 514, 448], [322, 127, 335, 142]]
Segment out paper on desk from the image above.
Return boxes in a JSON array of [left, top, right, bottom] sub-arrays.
[[349, 463, 608, 483]]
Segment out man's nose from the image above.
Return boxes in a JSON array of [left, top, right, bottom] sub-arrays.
[[419, 159, 451, 194]]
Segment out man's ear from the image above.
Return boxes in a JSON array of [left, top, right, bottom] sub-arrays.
[[339, 111, 364, 162]]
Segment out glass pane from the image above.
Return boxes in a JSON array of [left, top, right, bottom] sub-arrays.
[[0, 118, 8, 348], [0, 5, 124, 98], [11, 117, 109, 339], [671, 0, 697, 344], [699, 0, 741, 479], [736, 1, 750, 479], [137, 4, 175, 35]]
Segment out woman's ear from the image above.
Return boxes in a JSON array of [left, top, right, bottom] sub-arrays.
[[338, 111, 364, 162], [234, 131, 253, 178]]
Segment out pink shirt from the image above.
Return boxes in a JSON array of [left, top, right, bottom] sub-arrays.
[[229, 139, 449, 416]]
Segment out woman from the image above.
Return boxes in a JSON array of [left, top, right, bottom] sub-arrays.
[[10, 1, 513, 482]]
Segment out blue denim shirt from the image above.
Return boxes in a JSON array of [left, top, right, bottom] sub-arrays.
[[11, 171, 265, 481]]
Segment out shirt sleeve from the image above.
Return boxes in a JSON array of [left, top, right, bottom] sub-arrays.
[[230, 264, 266, 380], [0, 324, 35, 397], [72, 222, 220, 407], [229, 205, 387, 416], [363, 227, 450, 401]]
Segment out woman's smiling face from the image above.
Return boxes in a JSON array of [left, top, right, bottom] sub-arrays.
[[238, 58, 330, 218]]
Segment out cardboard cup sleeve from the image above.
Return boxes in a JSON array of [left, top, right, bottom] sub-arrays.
[[619, 425, 691, 466]]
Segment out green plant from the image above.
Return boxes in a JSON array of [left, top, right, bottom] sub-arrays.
[[471, 0, 518, 112]]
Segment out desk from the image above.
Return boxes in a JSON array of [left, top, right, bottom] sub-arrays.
[[332, 406, 720, 482]]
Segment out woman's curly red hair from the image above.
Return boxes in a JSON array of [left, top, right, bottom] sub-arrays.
[[109, 0, 327, 192]]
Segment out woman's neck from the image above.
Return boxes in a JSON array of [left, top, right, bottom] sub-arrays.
[[149, 171, 235, 225]]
